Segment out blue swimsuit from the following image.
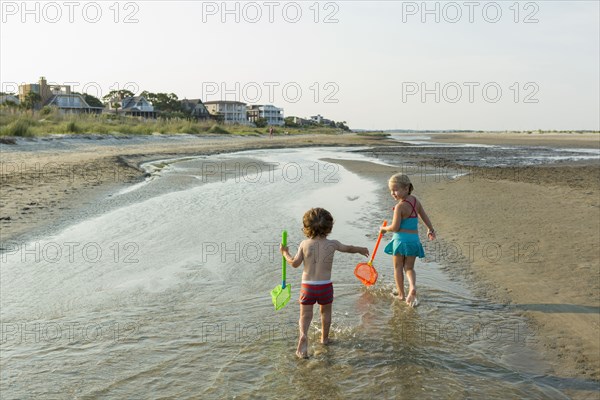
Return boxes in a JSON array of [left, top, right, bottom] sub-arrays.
[[384, 197, 425, 258]]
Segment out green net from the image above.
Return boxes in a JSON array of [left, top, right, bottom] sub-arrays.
[[271, 284, 291, 310]]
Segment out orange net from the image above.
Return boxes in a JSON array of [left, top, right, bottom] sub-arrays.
[[354, 262, 378, 286]]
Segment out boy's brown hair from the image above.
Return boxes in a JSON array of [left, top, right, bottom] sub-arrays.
[[302, 208, 334, 238]]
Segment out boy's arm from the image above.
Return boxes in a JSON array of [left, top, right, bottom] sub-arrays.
[[332, 240, 369, 257], [279, 241, 304, 268]]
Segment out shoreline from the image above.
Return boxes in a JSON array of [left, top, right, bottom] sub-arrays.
[[1, 132, 598, 396], [0, 133, 396, 242], [325, 155, 599, 398], [429, 131, 600, 148]]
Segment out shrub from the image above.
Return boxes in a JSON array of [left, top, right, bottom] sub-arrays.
[[0, 118, 35, 137], [208, 124, 230, 134], [66, 121, 80, 133]]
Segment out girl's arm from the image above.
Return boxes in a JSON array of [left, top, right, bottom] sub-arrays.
[[280, 241, 304, 268], [381, 203, 402, 234], [417, 201, 436, 240]]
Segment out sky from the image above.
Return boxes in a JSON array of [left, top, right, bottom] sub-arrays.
[[1, 0, 599, 131]]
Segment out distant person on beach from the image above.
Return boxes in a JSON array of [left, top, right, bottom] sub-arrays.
[[280, 207, 369, 358], [380, 174, 435, 307], [269, 126, 273, 138]]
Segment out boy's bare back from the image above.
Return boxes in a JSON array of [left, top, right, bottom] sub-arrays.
[[288, 237, 369, 282]]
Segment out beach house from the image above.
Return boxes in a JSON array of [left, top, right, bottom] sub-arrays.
[[309, 114, 333, 125], [18, 77, 102, 114], [247, 104, 284, 126], [180, 99, 211, 120], [203, 100, 249, 124], [120, 96, 157, 118]]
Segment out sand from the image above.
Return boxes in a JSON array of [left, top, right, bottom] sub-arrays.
[[430, 131, 599, 149], [1, 131, 598, 396], [0, 133, 392, 242], [321, 134, 599, 398]]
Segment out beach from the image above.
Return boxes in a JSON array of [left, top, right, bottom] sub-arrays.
[[0, 133, 390, 242], [1, 131, 598, 398]]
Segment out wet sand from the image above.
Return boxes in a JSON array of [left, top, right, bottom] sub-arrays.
[[0, 133, 393, 242], [322, 142, 599, 398], [430, 131, 599, 149], [1, 131, 598, 397]]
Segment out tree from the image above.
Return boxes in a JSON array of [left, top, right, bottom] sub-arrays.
[[284, 117, 299, 128], [22, 92, 42, 115], [102, 89, 135, 103], [140, 91, 182, 114], [102, 89, 133, 113], [254, 117, 268, 128], [76, 92, 103, 108], [335, 121, 350, 131]]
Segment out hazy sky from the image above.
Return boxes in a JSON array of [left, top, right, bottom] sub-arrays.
[[1, 1, 599, 130]]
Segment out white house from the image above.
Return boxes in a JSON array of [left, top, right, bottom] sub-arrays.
[[247, 104, 284, 126], [203, 100, 249, 124]]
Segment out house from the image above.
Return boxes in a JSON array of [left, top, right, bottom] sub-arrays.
[[287, 116, 311, 126], [18, 77, 102, 114], [203, 100, 249, 124], [181, 99, 211, 120], [120, 96, 157, 118], [45, 93, 102, 114], [0, 94, 20, 106], [310, 114, 333, 125], [247, 104, 284, 126]]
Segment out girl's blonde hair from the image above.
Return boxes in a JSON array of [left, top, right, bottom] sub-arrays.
[[389, 173, 414, 195]]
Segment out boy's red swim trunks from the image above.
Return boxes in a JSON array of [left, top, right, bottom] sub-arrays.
[[299, 282, 334, 305]]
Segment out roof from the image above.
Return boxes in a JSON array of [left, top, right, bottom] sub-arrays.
[[203, 100, 247, 106], [44, 94, 91, 109]]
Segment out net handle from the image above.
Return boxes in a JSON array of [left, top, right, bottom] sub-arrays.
[[368, 220, 387, 266], [281, 230, 288, 289]]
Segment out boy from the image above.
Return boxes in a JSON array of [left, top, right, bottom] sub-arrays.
[[280, 207, 369, 358]]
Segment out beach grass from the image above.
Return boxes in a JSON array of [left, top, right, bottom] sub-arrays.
[[0, 109, 345, 137]]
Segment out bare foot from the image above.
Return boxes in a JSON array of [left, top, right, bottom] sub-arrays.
[[406, 290, 418, 307], [392, 289, 405, 301], [296, 335, 308, 359], [321, 337, 331, 345]]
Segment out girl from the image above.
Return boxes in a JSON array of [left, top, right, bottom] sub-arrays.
[[380, 174, 435, 307]]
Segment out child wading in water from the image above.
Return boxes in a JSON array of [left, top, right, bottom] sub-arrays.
[[380, 174, 435, 307], [280, 208, 369, 359]]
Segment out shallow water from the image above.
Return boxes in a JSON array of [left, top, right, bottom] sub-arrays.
[[0, 147, 581, 398], [388, 133, 600, 167]]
